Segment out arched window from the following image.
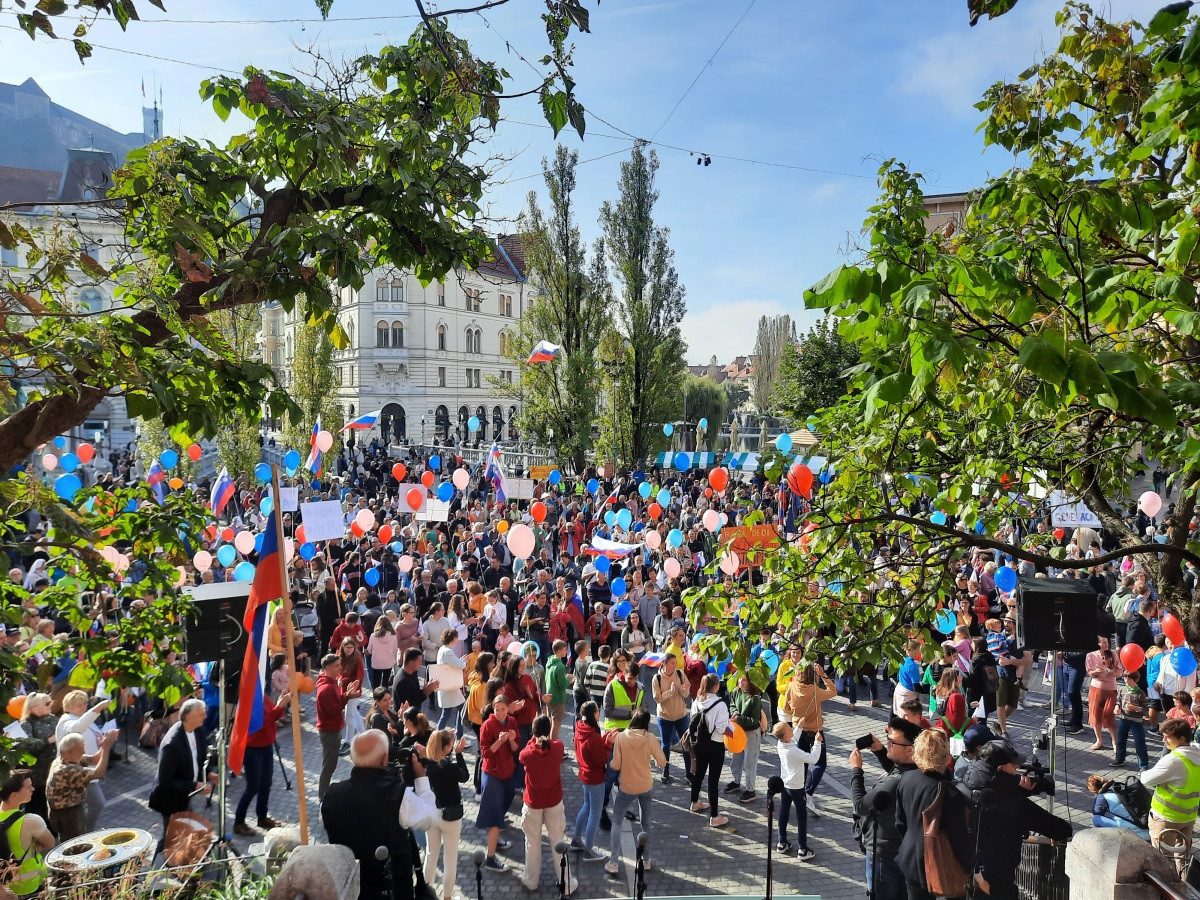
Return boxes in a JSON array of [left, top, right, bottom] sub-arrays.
[[508, 405, 519, 441], [79, 288, 103, 313], [498, 331, 507, 357], [437, 324, 446, 351], [465, 327, 474, 353], [391, 321, 404, 348], [381, 403, 405, 442], [473, 328, 483, 354], [476, 405, 488, 443], [346, 321, 354, 348], [376, 321, 389, 348], [376, 279, 389, 304], [492, 406, 503, 441], [435, 405, 450, 440]]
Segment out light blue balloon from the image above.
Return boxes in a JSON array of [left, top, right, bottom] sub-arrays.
[[935, 610, 957, 634], [468, 416, 480, 432], [638, 482, 652, 498], [763, 648, 781, 676], [124, 498, 138, 513], [54, 473, 82, 502], [699, 417, 708, 430], [674, 452, 689, 471], [53, 436, 66, 449], [429, 454, 441, 471], [594, 555, 611, 574], [587, 478, 599, 494], [299, 542, 317, 560], [437, 482, 454, 501], [828, 580, 845, 594], [805, 416, 817, 432], [930, 510, 947, 526], [663, 423, 674, 436], [390, 541, 403, 553], [234, 561, 255, 582], [59, 452, 80, 473], [283, 449, 301, 469], [604, 511, 616, 527], [1155, 534, 1169, 544], [160, 449, 178, 469], [254, 462, 272, 484], [260, 496, 273, 515], [216, 544, 236, 567], [775, 433, 793, 454], [994, 565, 1017, 593], [617, 509, 633, 530], [549, 469, 562, 485], [611, 577, 627, 597], [656, 489, 670, 507], [667, 528, 684, 548], [364, 567, 380, 587]]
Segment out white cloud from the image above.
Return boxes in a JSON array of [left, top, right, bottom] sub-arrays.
[[681, 298, 820, 367]]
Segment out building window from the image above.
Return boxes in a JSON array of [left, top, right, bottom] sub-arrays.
[[464, 368, 481, 388], [376, 321, 389, 348], [438, 366, 446, 388], [0, 247, 16, 267], [79, 288, 103, 313], [499, 293, 512, 317], [502, 370, 513, 384], [465, 288, 482, 312], [437, 324, 447, 351], [391, 321, 404, 348], [437, 283, 445, 306], [376, 279, 388, 304], [391, 281, 405, 303], [498, 332, 507, 356]]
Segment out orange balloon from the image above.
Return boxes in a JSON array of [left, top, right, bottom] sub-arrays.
[[187, 443, 203, 462], [705, 487, 713, 498], [406, 488, 424, 511], [724, 721, 747, 753], [648, 502, 662, 519], [421, 471, 435, 488], [221, 527, 235, 542], [168, 477, 184, 490], [6, 696, 25, 719], [392, 463, 407, 482], [497, 520, 509, 534], [708, 467, 728, 492], [530, 501, 546, 523], [351, 522, 364, 537], [296, 675, 316, 694], [296, 524, 306, 544], [205, 525, 218, 542], [77, 443, 95, 464]]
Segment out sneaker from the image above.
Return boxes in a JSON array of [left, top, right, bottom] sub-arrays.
[[805, 794, 819, 817], [496, 839, 512, 851], [776, 840, 793, 854], [604, 860, 619, 876], [739, 790, 757, 803], [570, 838, 587, 852], [797, 848, 815, 862], [600, 812, 612, 831], [257, 816, 284, 829], [233, 822, 256, 837], [581, 848, 607, 863], [624, 810, 638, 822], [870, 701, 883, 708], [847, 704, 857, 712], [484, 856, 508, 872], [723, 781, 740, 794], [710, 815, 729, 828], [339, 741, 350, 756], [1111, 757, 1125, 767], [689, 801, 709, 813]]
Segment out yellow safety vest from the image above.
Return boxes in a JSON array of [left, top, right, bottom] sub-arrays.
[[603, 680, 643, 731], [2, 811, 44, 896], [1151, 749, 1200, 824]]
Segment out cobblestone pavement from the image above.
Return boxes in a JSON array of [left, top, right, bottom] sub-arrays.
[[96, 670, 1120, 900]]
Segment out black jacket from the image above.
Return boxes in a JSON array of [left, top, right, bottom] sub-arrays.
[[425, 753, 469, 814], [149, 722, 210, 816], [894, 769, 974, 893], [851, 756, 915, 860], [1127, 614, 1154, 652], [965, 651, 998, 715], [321, 766, 414, 900], [970, 770, 1072, 886]]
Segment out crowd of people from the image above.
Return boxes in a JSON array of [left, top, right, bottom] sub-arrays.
[[4, 438, 1200, 900]]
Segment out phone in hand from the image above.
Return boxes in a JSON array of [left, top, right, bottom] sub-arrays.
[[855, 734, 875, 751]]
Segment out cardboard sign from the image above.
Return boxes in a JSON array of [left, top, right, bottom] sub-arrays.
[[719, 524, 780, 568], [507, 478, 535, 500], [417, 499, 451, 522], [529, 465, 556, 480], [428, 662, 464, 692], [300, 500, 346, 542], [279, 487, 299, 512], [1047, 490, 1100, 529]]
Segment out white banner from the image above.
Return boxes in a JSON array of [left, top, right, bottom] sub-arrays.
[[300, 500, 347, 542], [417, 499, 451, 522], [507, 478, 535, 500], [280, 487, 299, 512], [1047, 490, 1101, 529]]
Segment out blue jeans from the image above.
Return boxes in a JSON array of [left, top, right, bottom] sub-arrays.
[[658, 715, 690, 776], [803, 733, 827, 796], [1064, 666, 1085, 729], [573, 781, 605, 849], [1116, 718, 1149, 768], [609, 789, 652, 862], [437, 703, 463, 736], [777, 786, 808, 848], [234, 744, 273, 824], [838, 673, 879, 704], [865, 851, 908, 900]]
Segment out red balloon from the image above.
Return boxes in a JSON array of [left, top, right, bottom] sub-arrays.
[[406, 488, 424, 511], [77, 443, 95, 464], [205, 525, 218, 542], [1163, 613, 1186, 646], [1119, 642, 1145, 673], [187, 443, 203, 462], [296, 524, 306, 544], [221, 527, 235, 542], [378, 524, 393, 544], [1052, 528, 1065, 541], [787, 462, 814, 499], [705, 487, 713, 498], [421, 471, 435, 488], [708, 467, 728, 492], [530, 501, 546, 523], [350, 522, 364, 538], [392, 463, 407, 482], [648, 502, 662, 519]]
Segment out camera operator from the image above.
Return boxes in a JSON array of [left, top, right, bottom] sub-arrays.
[[321, 730, 438, 900], [965, 742, 1072, 900], [848, 716, 922, 900]]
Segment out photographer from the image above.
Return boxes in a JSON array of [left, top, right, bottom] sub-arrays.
[[967, 742, 1072, 899], [321, 730, 438, 900]]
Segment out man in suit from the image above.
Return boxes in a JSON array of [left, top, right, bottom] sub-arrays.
[[148, 699, 215, 854]]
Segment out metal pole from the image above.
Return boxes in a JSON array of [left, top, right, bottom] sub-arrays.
[[271, 465, 310, 843], [217, 659, 228, 839], [1048, 659, 1057, 817]]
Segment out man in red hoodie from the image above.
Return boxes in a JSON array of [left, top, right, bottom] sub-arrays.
[[233, 691, 289, 836], [316, 654, 360, 800]]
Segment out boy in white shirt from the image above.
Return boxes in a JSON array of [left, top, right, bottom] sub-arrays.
[[772, 721, 823, 860]]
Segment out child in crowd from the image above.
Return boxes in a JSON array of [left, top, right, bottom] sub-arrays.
[[1166, 690, 1197, 730]]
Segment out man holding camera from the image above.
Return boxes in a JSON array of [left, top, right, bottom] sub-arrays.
[[848, 717, 921, 900], [321, 730, 438, 900]]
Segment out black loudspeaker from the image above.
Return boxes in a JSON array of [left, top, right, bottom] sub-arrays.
[[1016, 577, 1098, 652], [183, 583, 251, 667]]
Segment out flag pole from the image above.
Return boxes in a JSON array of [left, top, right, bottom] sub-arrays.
[[271, 465, 309, 844]]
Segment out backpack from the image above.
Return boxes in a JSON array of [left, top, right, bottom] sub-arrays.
[[682, 698, 719, 755], [0, 811, 27, 865], [921, 782, 969, 898], [1107, 775, 1152, 830]]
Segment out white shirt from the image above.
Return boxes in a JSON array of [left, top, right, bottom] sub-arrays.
[[484, 601, 507, 630], [57, 708, 103, 756], [777, 735, 823, 789], [185, 728, 201, 783]]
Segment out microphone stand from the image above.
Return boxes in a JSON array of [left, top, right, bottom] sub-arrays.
[[968, 790, 989, 899], [473, 848, 485, 900], [765, 777, 784, 900], [635, 832, 648, 900], [375, 846, 394, 900], [554, 839, 571, 899]]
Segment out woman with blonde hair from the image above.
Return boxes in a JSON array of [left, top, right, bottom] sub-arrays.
[[20, 692, 57, 821], [423, 727, 470, 900]]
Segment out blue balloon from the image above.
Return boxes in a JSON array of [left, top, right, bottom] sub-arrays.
[[429, 455, 441, 471], [52, 436, 66, 449], [617, 509, 633, 530], [391, 541, 404, 553], [1170, 647, 1198, 677], [124, 498, 138, 513], [254, 532, 265, 554], [663, 423, 674, 436], [587, 478, 599, 494], [775, 432, 793, 454], [974, 520, 986, 534], [549, 469, 562, 485], [299, 542, 317, 560], [594, 555, 611, 574], [819, 467, 834, 485], [59, 452, 80, 473], [699, 417, 708, 430], [828, 580, 845, 594], [1155, 534, 1169, 544], [716, 658, 730, 678], [930, 510, 947, 526], [468, 416, 480, 432], [935, 610, 957, 634], [254, 462, 272, 484], [216, 544, 237, 567], [638, 482, 652, 498], [674, 452, 689, 471], [656, 489, 670, 507], [437, 481, 454, 501], [160, 449, 178, 469], [805, 416, 817, 432], [614, 600, 631, 618], [234, 561, 255, 582], [311, 479, 321, 490], [611, 577, 627, 598], [364, 567, 380, 587], [763, 648, 781, 676], [667, 528, 684, 548], [604, 511, 616, 527], [260, 496, 273, 515], [994, 565, 1017, 593], [283, 449, 301, 469], [54, 473, 82, 502]]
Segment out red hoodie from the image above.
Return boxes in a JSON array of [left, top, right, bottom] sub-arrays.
[[519, 738, 565, 808], [573, 721, 608, 786], [315, 671, 348, 732], [480, 713, 517, 780]]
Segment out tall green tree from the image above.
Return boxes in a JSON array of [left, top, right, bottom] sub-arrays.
[[599, 145, 687, 467], [284, 318, 342, 456], [751, 314, 795, 413], [723, 379, 750, 415], [497, 147, 608, 473], [681, 374, 727, 451], [773, 316, 860, 424], [212, 306, 263, 477], [594, 329, 633, 470]]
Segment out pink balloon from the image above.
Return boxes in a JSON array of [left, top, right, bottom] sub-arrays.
[[1139, 490, 1163, 517], [398, 554, 414, 573], [233, 531, 256, 555], [193, 550, 213, 571], [355, 508, 376, 532], [645, 530, 662, 550], [315, 430, 334, 453], [175, 566, 188, 587], [452, 468, 470, 490], [702, 509, 721, 533], [507, 523, 536, 559], [719, 551, 740, 576], [284, 538, 294, 562], [664, 557, 681, 579], [42, 454, 58, 471]]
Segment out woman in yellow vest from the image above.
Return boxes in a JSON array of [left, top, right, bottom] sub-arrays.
[[0, 773, 54, 896], [1141, 717, 1200, 874]]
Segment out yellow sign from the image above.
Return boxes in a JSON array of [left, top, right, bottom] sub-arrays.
[[529, 465, 556, 480]]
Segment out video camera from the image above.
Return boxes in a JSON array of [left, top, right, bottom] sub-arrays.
[[1016, 754, 1055, 796]]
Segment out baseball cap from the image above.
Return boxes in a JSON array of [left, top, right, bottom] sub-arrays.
[[962, 722, 996, 753]]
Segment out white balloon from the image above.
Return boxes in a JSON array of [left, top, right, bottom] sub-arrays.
[[175, 566, 189, 587], [702, 509, 721, 533], [315, 430, 334, 453], [645, 530, 662, 550], [398, 554, 414, 573], [234, 530, 256, 555], [1139, 490, 1163, 517], [664, 557, 681, 578], [42, 454, 58, 471], [284, 537, 294, 563], [355, 508, 376, 532], [193, 550, 212, 572], [452, 468, 470, 490], [507, 523, 536, 559]]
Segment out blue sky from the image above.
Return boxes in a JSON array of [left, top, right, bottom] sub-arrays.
[[0, 0, 1156, 363]]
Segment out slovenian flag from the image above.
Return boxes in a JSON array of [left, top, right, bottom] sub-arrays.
[[526, 340, 561, 364], [228, 512, 281, 776], [210, 467, 236, 519], [303, 416, 323, 478], [483, 442, 509, 503], [146, 460, 167, 505], [341, 409, 382, 432]]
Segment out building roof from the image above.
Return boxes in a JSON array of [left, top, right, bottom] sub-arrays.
[[0, 165, 60, 205], [475, 233, 526, 282]]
